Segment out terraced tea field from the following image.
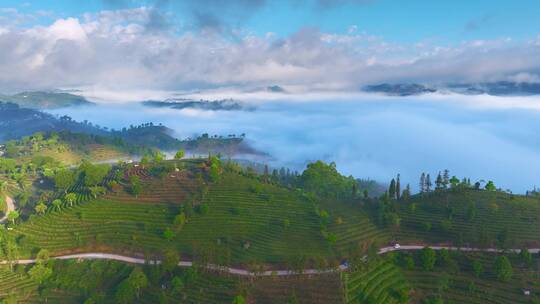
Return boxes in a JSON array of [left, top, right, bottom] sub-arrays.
[[344, 259, 409, 304], [105, 167, 199, 204], [14, 171, 335, 264], [403, 253, 540, 304], [396, 190, 540, 246], [322, 199, 390, 256], [249, 273, 344, 304]]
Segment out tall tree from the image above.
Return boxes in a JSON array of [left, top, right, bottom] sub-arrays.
[[388, 179, 396, 199], [435, 172, 443, 190], [419, 173, 426, 193], [128, 267, 148, 299], [426, 174, 432, 192], [494, 256, 512, 282], [396, 174, 401, 200], [442, 169, 450, 188]]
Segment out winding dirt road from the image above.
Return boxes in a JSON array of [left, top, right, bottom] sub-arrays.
[[0, 195, 15, 224], [1, 246, 538, 277]]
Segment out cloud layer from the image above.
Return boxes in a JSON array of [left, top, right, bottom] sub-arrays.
[[50, 94, 540, 193], [0, 6, 539, 92]]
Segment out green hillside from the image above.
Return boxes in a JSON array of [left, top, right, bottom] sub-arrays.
[[2, 155, 540, 303], [395, 190, 540, 247], [0, 91, 93, 109], [12, 162, 339, 265]]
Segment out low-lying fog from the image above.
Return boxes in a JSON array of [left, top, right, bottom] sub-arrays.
[[49, 93, 540, 193]]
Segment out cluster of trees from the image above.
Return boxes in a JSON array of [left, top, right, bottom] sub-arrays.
[[397, 247, 532, 286], [205, 155, 222, 182], [419, 170, 497, 194], [0, 158, 16, 173], [268, 166, 299, 187], [53, 161, 111, 193], [299, 161, 358, 199], [1, 132, 62, 159], [388, 174, 411, 200]]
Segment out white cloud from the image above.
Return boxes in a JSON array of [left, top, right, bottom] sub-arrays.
[[0, 8, 539, 92], [45, 18, 87, 42], [51, 95, 540, 193]]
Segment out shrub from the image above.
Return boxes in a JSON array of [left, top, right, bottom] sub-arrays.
[[197, 204, 209, 215], [421, 247, 436, 271]]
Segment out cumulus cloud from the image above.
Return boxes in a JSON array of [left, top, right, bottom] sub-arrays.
[[0, 6, 539, 92]]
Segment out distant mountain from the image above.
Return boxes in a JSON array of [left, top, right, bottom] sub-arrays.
[[364, 82, 540, 96], [364, 83, 436, 96], [0, 102, 107, 141], [448, 82, 540, 96], [266, 85, 286, 93], [0, 91, 93, 109], [142, 98, 250, 111]]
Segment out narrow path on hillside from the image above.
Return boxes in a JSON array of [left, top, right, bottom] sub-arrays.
[[1, 246, 539, 277], [0, 195, 15, 224]]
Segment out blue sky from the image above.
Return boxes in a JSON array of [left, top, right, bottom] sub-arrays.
[[4, 0, 540, 43]]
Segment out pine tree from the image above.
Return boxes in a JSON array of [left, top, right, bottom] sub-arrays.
[[443, 169, 450, 188], [420, 173, 426, 193], [396, 174, 401, 200], [426, 174, 432, 192], [389, 179, 396, 199], [435, 172, 443, 190]]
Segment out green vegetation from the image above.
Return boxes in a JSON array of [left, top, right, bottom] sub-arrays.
[[394, 250, 540, 304], [344, 258, 410, 304], [3, 140, 540, 304], [394, 190, 540, 247]]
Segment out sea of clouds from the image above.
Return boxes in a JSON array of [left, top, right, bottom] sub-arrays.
[[48, 91, 540, 194]]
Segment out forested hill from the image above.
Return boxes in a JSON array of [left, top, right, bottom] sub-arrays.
[[0, 91, 93, 109], [0, 102, 108, 141], [0, 102, 260, 156]]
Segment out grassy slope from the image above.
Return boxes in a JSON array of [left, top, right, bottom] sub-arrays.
[[14, 171, 335, 264], [396, 190, 540, 247]]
